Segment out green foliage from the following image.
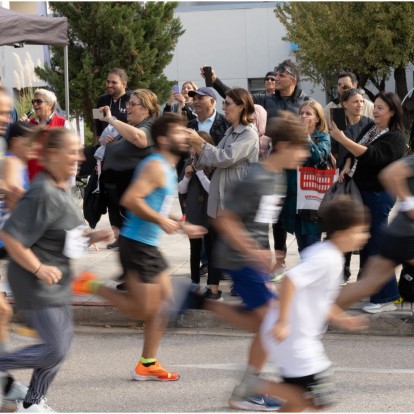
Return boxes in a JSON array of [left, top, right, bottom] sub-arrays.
[[275, 2, 414, 99], [35, 2, 184, 134]]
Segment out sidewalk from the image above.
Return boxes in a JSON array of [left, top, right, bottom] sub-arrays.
[[7, 195, 414, 336]]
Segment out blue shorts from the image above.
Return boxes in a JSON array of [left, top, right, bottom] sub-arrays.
[[224, 266, 276, 311]]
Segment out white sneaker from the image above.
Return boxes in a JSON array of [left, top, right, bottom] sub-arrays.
[[4, 380, 27, 402], [16, 399, 55, 412], [362, 302, 397, 314]]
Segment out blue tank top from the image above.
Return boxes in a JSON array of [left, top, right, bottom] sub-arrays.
[[120, 153, 177, 247]]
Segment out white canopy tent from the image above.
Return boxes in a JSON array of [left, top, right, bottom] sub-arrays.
[[0, 7, 69, 118]]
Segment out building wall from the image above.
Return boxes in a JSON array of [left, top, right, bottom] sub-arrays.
[[163, 2, 327, 106]]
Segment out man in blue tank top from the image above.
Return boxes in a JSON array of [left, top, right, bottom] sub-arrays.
[[73, 113, 206, 381]]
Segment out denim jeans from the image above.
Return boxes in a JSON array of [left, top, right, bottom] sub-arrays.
[[360, 189, 399, 304]]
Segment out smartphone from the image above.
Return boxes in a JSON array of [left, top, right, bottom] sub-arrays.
[[92, 108, 103, 119], [330, 108, 347, 131], [172, 84, 180, 94], [203, 66, 213, 87]]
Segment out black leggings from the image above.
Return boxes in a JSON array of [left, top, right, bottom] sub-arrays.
[[204, 222, 222, 286], [189, 234, 209, 284], [101, 169, 134, 229], [272, 220, 287, 252]]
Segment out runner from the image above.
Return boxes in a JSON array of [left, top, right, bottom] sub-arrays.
[[231, 196, 369, 412], [73, 113, 207, 381]]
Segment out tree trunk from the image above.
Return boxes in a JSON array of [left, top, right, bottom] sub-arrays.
[[394, 66, 408, 102]]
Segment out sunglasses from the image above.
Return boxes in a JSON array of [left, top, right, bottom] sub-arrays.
[[31, 99, 45, 105], [265, 77, 276, 81], [341, 88, 364, 100], [274, 64, 296, 78]]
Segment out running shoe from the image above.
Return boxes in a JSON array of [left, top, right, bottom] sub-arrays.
[[72, 271, 98, 295], [203, 288, 223, 301], [228, 394, 282, 411], [16, 399, 55, 412], [4, 380, 27, 402], [131, 361, 179, 381]]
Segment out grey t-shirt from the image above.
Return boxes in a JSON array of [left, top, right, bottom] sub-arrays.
[[214, 163, 286, 270], [387, 154, 414, 236], [3, 173, 82, 309], [103, 118, 154, 171]]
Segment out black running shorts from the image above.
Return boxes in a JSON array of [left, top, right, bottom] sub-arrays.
[[119, 236, 168, 283]]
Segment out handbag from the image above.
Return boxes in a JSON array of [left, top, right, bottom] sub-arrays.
[[297, 160, 337, 223], [398, 264, 414, 302], [318, 175, 363, 211]]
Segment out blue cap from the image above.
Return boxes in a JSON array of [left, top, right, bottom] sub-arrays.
[[188, 87, 217, 100]]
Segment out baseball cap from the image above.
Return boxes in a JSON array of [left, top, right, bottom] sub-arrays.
[[274, 59, 300, 80], [188, 87, 217, 100]]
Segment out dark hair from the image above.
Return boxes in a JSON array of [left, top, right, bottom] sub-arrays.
[[340, 88, 364, 104], [151, 113, 187, 149], [7, 121, 34, 149], [109, 68, 128, 84], [32, 127, 73, 151], [337, 71, 357, 85], [225, 88, 255, 125], [373, 91, 404, 132], [318, 195, 369, 238], [265, 111, 308, 153]]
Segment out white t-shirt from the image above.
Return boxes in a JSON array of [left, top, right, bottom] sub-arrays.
[[261, 241, 344, 378]]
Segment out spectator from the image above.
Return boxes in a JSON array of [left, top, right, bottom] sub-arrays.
[[335, 89, 373, 174], [330, 91, 406, 313], [23, 88, 70, 182], [253, 104, 271, 161], [95, 68, 130, 145], [187, 87, 229, 145], [178, 131, 214, 289], [263, 71, 276, 94], [203, 59, 308, 118], [100, 89, 159, 250], [324, 71, 374, 126], [188, 87, 259, 300], [164, 81, 197, 121], [279, 100, 331, 253]]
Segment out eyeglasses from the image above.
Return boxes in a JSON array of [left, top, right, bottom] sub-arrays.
[[222, 100, 236, 107], [126, 101, 142, 108], [265, 77, 276, 81], [337, 83, 353, 91], [31, 99, 45, 105]]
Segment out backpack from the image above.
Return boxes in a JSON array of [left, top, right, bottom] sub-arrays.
[[398, 264, 414, 302]]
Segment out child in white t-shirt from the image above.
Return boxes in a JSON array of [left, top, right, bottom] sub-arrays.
[[231, 195, 370, 412]]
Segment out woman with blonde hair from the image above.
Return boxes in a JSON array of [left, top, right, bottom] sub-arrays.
[[279, 99, 331, 253], [100, 89, 160, 251]]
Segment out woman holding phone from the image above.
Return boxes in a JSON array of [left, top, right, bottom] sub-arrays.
[[330, 91, 406, 313], [164, 81, 197, 121]]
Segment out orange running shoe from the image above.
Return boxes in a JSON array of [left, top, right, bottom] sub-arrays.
[[72, 271, 99, 295], [131, 361, 180, 381]]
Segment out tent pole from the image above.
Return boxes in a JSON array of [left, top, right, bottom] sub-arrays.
[[64, 45, 69, 120]]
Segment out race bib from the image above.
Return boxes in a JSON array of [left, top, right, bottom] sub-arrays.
[[63, 225, 89, 259], [254, 194, 284, 224]]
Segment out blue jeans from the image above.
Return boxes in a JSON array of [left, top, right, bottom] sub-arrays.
[[360, 190, 399, 304]]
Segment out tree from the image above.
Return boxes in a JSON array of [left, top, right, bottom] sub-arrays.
[[35, 2, 184, 139], [275, 2, 414, 102]]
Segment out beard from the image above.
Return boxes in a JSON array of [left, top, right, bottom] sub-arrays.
[[170, 143, 190, 157]]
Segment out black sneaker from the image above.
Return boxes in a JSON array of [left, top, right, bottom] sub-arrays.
[[107, 240, 119, 249], [199, 265, 208, 277], [203, 288, 223, 301], [230, 284, 239, 297]]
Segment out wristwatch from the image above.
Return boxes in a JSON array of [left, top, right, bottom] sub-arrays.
[[108, 116, 117, 125]]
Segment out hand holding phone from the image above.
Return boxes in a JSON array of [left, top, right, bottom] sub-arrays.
[[330, 108, 347, 131], [92, 108, 104, 119], [172, 84, 180, 94]]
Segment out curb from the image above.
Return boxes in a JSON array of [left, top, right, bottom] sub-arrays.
[[11, 303, 414, 337]]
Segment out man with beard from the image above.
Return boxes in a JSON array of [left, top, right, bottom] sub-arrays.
[[95, 68, 130, 144], [73, 113, 207, 381]]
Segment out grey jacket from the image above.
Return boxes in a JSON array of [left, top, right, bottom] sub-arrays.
[[196, 123, 259, 218]]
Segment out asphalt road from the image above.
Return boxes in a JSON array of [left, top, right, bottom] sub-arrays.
[[5, 326, 414, 413]]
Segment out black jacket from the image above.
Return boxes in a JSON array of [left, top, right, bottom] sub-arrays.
[[212, 77, 308, 118], [187, 111, 229, 146]]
